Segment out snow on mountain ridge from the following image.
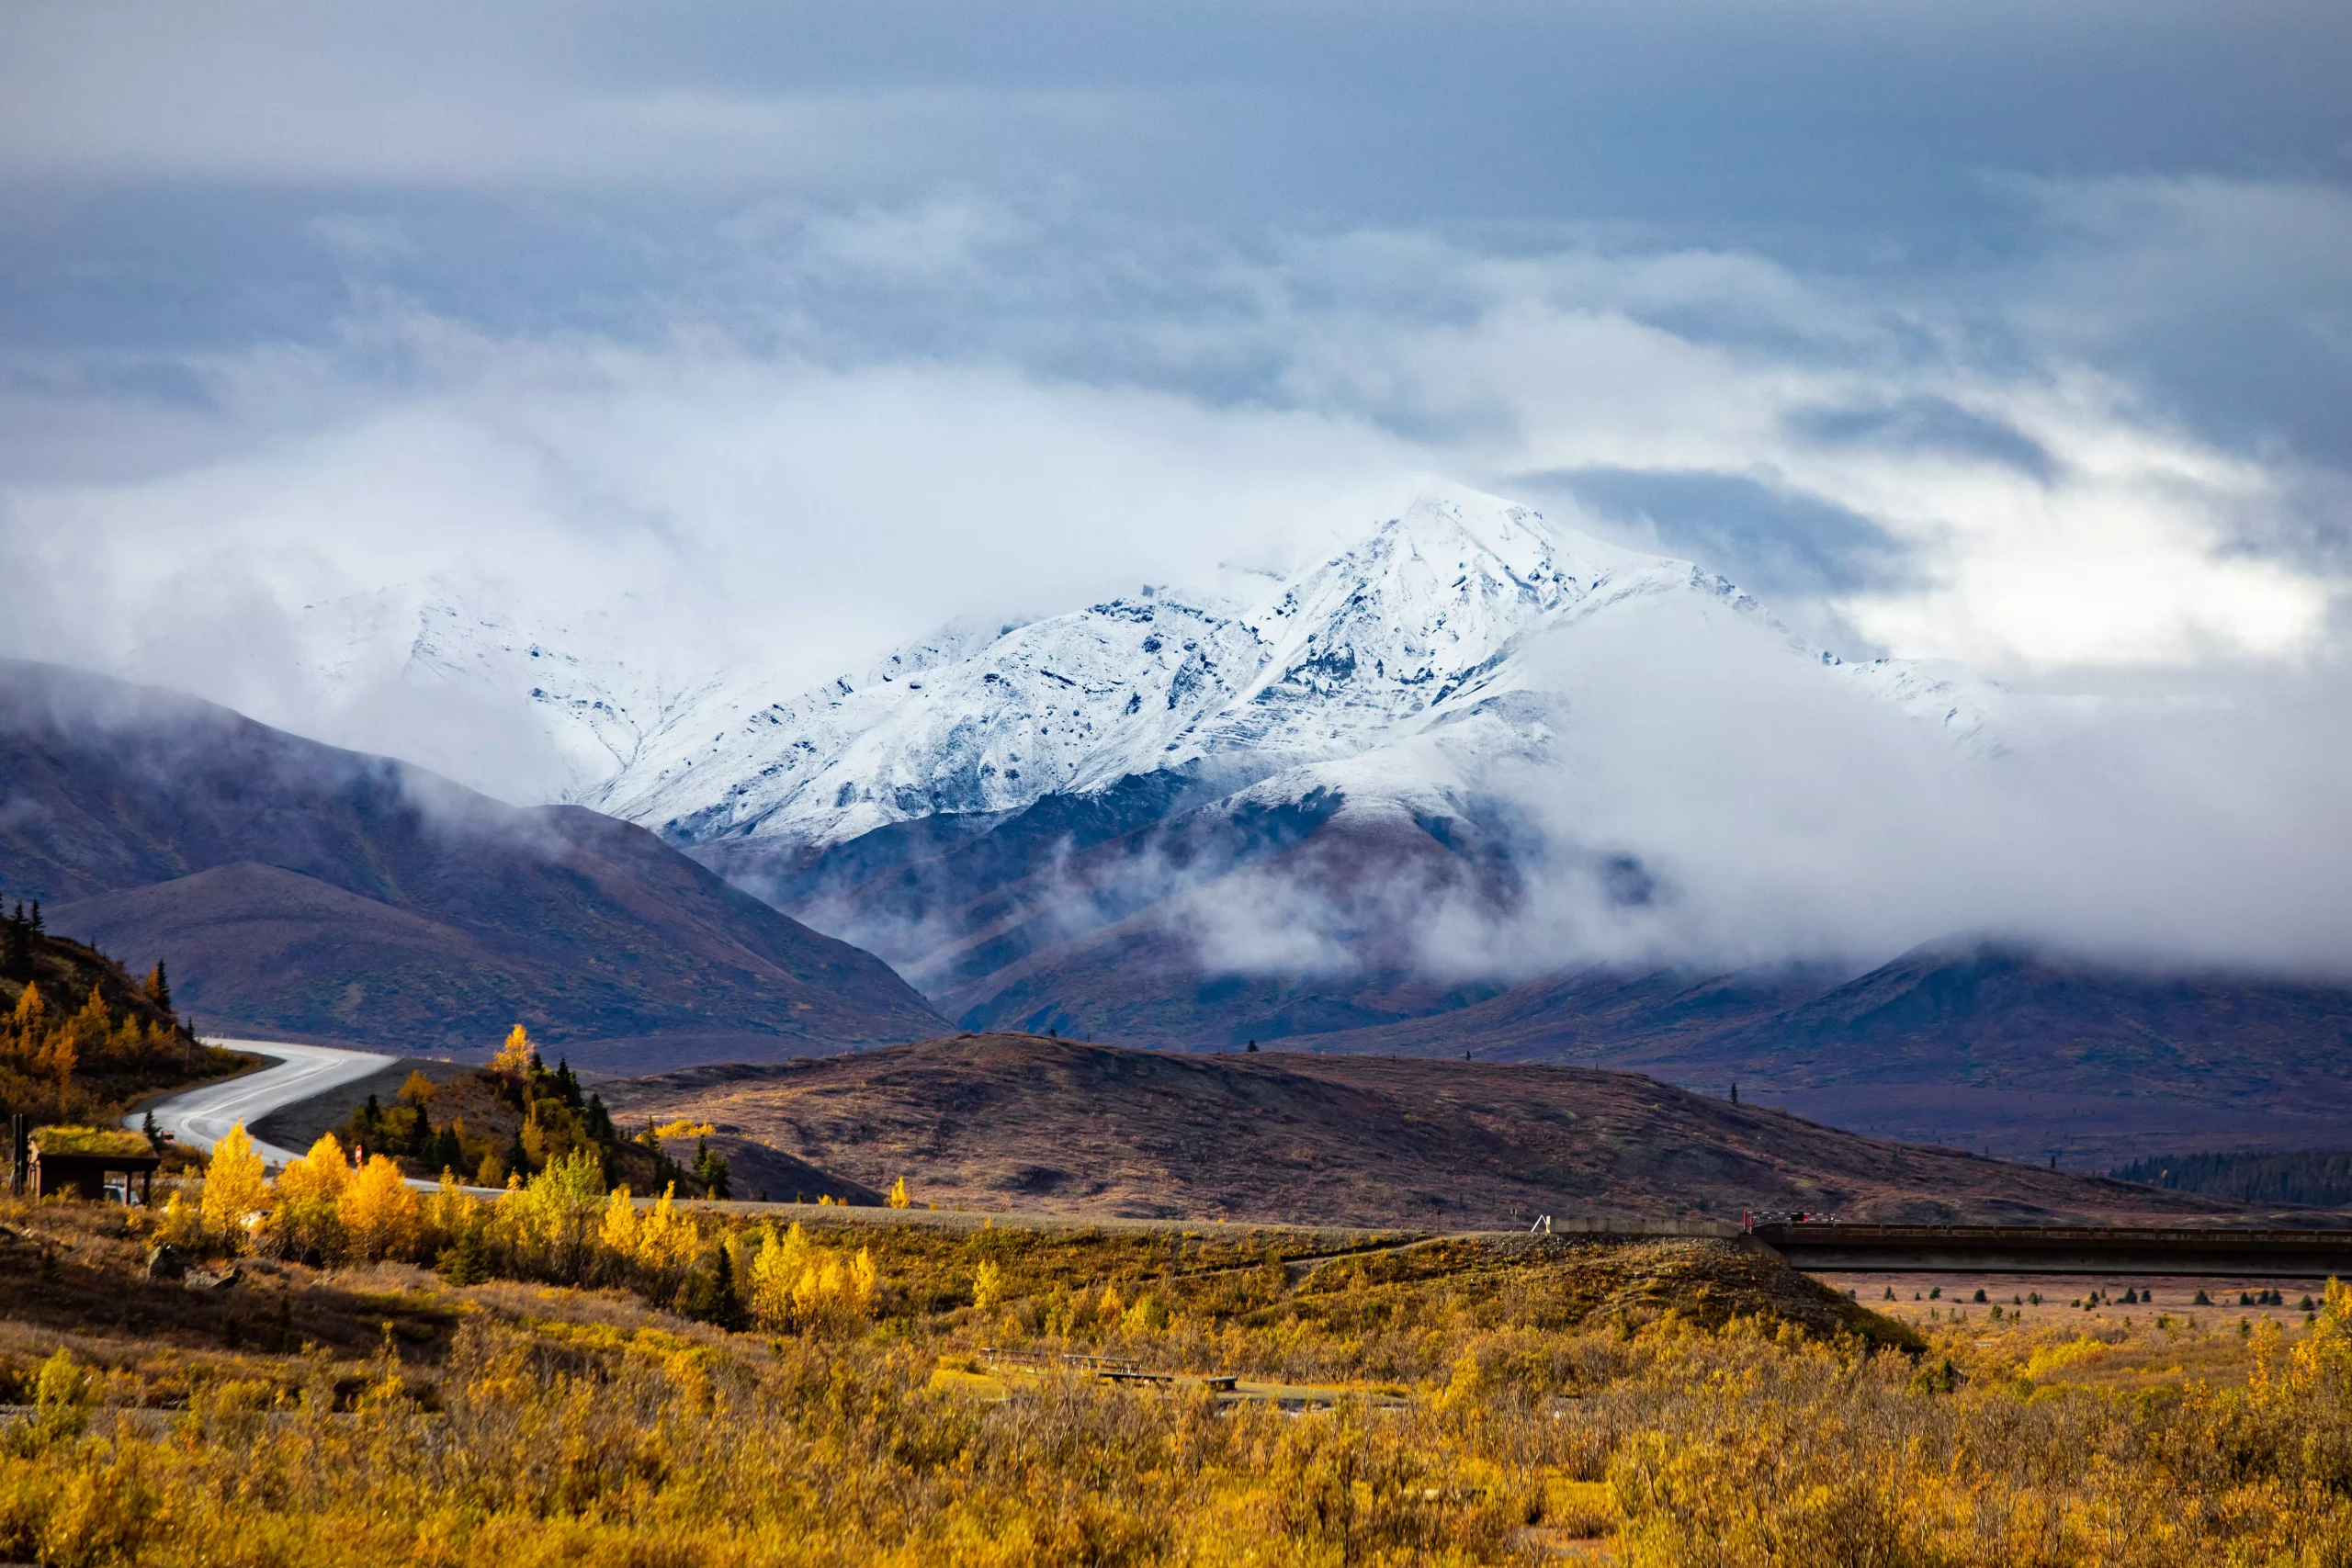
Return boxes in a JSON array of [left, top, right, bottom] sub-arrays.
[[582, 479, 1983, 853], [273, 583, 734, 803]]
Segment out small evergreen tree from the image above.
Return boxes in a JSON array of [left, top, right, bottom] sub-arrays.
[[2, 903, 28, 979], [584, 1091, 614, 1144], [141, 1109, 163, 1152], [692, 1136, 732, 1200], [679, 1242, 748, 1329], [437, 1224, 489, 1285], [142, 962, 171, 1010]]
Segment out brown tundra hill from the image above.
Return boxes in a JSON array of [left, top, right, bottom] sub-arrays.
[[598, 1033, 2274, 1228]]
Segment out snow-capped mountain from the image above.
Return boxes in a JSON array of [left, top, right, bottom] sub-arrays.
[[582, 479, 1994, 857], [236, 478, 2005, 1045], [265, 583, 732, 804]]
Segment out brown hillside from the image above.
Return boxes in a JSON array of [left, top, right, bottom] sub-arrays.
[[1, 658, 944, 1061], [598, 1033, 2274, 1228]]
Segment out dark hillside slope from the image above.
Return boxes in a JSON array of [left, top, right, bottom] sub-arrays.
[[1287, 941, 2352, 1161], [599, 1032, 2273, 1228], [0, 660, 944, 1062]]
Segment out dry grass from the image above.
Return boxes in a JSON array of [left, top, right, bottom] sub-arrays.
[[6, 1190, 2350, 1565]]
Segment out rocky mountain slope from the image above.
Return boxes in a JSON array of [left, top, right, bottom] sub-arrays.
[[0, 659, 944, 1063]]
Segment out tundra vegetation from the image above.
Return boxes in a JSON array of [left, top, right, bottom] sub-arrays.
[[4, 1125, 2351, 1567]]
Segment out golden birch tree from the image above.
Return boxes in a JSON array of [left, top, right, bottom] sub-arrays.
[[199, 1122, 269, 1252]]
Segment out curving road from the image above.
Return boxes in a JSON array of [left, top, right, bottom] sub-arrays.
[[128, 1039, 401, 1168]]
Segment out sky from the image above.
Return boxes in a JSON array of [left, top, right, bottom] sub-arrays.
[[2, 0, 2349, 971]]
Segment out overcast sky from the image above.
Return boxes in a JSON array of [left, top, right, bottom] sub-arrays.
[[3, 0, 2345, 675], [3, 2, 2350, 976]]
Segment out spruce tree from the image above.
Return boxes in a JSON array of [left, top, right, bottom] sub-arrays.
[[584, 1092, 613, 1144], [2, 904, 29, 979], [680, 1243, 748, 1329], [438, 1225, 488, 1286], [692, 1136, 732, 1200]]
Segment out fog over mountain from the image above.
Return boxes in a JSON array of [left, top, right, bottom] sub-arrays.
[[105, 476, 2351, 1004], [1, 2, 2346, 1029]]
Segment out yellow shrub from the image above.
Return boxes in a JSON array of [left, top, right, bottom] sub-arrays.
[[630, 1183, 702, 1293], [152, 1187, 205, 1251], [276, 1133, 351, 1208], [197, 1122, 268, 1252], [1544, 1477, 1616, 1539], [599, 1185, 639, 1257], [340, 1153, 421, 1261], [423, 1169, 478, 1255], [747, 1222, 878, 1334], [973, 1259, 1005, 1312], [2020, 1335, 2110, 1383]]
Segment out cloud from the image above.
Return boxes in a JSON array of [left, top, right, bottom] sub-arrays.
[[1470, 602, 2352, 980], [0, 1, 2346, 977], [2, 188, 2344, 797]]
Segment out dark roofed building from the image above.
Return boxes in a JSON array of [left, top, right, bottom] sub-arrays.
[[28, 1125, 160, 1203]]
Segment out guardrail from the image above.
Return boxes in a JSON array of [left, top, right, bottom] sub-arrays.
[[1749, 1222, 2352, 1278]]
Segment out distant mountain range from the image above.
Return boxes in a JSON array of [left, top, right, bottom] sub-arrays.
[[1264, 942, 2352, 1163], [14, 477, 2350, 1160], [0, 659, 944, 1066]]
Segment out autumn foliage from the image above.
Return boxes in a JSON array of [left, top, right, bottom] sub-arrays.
[[0, 924, 238, 1126]]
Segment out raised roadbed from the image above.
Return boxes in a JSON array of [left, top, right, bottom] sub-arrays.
[[1753, 1222, 2352, 1278]]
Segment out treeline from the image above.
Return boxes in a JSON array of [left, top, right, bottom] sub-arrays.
[[157, 1122, 864, 1332], [0, 902, 237, 1126], [2112, 1148, 2352, 1208], [0, 900, 43, 981], [328, 1024, 728, 1197]]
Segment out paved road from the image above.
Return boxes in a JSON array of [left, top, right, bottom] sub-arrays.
[[128, 1039, 400, 1168]]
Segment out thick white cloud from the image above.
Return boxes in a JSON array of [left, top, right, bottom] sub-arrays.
[[9, 200, 2335, 707], [1, 0, 2346, 977]]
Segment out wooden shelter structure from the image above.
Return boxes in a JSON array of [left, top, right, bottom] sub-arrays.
[[27, 1125, 160, 1203]]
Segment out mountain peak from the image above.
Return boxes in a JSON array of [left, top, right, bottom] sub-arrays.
[[571, 478, 1798, 853]]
